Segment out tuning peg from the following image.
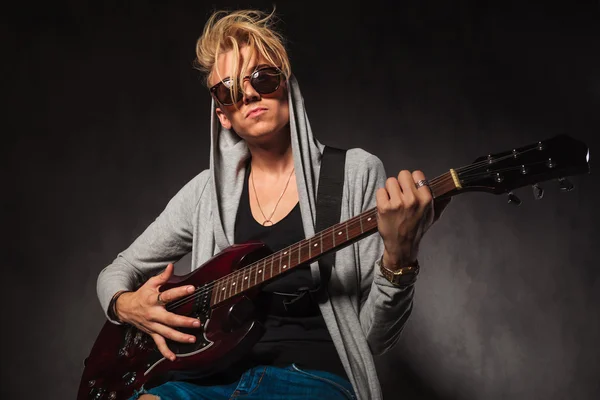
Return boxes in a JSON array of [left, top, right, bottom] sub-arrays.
[[558, 177, 574, 192], [507, 192, 521, 206], [532, 183, 544, 200]]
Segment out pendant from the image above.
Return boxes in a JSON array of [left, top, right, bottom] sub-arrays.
[[262, 220, 273, 226]]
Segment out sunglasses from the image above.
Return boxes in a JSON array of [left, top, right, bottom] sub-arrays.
[[210, 66, 283, 106]]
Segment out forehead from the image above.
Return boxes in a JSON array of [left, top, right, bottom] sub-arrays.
[[209, 46, 269, 86]]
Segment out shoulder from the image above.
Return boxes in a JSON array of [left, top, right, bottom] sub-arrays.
[[166, 169, 211, 210], [178, 169, 211, 195], [337, 148, 387, 210], [344, 148, 387, 184]]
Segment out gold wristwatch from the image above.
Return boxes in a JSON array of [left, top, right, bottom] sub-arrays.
[[379, 258, 420, 287]]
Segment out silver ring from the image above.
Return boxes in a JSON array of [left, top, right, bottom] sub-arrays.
[[415, 179, 429, 189], [157, 293, 167, 306]]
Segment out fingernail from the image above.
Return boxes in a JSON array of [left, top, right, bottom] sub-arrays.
[[188, 336, 196, 343], [169, 355, 176, 361], [187, 286, 195, 293], [193, 320, 200, 327]]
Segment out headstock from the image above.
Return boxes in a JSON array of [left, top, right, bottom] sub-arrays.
[[455, 135, 590, 204]]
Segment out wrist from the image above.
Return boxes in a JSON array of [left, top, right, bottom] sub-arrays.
[[379, 256, 420, 287], [109, 290, 132, 323], [382, 251, 417, 272]]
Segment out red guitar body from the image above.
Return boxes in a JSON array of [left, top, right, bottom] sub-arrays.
[[78, 241, 270, 400]]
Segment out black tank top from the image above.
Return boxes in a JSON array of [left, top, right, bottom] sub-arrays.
[[232, 162, 348, 380]]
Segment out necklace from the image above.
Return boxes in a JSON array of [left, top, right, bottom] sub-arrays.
[[250, 165, 295, 226]]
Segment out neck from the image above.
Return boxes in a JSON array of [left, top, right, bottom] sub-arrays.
[[246, 125, 294, 175], [208, 170, 458, 306]]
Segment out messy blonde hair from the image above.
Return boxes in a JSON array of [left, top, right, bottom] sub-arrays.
[[195, 8, 292, 105]]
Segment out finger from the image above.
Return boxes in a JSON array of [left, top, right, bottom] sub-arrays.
[[150, 333, 176, 361], [384, 177, 403, 207], [412, 170, 433, 207], [149, 263, 174, 287], [159, 309, 202, 329], [376, 187, 392, 214], [397, 170, 417, 207], [150, 321, 197, 345], [157, 284, 196, 305]]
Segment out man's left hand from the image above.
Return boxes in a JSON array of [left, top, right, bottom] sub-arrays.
[[375, 170, 451, 270]]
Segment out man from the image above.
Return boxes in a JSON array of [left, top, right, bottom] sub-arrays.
[[97, 8, 449, 400]]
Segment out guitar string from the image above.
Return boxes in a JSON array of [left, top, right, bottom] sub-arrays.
[[166, 207, 377, 310], [165, 207, 378, 311], [166, 145, 548, 310], [167, 170, 486, 310], [451, 145, 544, 175], [458, 161, 552, 181]]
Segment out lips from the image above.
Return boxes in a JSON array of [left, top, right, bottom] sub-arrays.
[[245, 107, 268, 118]]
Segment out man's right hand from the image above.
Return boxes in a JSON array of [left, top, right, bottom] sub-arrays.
[[115, 263, 201, 361]]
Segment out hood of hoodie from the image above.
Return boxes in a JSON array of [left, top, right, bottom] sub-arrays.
[[209, 74, 325, 254]]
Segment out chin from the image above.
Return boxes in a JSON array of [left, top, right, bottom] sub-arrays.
[[237, 120, 288, 142]]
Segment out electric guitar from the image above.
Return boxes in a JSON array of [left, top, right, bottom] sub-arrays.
[[78, 134, 590, 400]]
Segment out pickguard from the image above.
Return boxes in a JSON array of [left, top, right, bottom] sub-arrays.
[[143, 319, 214, 376], [116, 281, 216, 376]]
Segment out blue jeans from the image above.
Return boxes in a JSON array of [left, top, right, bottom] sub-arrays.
[[130, 364, 356, 400]]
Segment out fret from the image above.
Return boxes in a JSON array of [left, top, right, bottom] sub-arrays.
[[228, 272, 234, 299], [235, 271, 242, 294], [368, 214, 374, 225], [222, 275, 230, 302], [311, 236, 320, 257], [261, 259, 266, 282], [223, 277, 229, 301], [215, 279, 220, 303], [217, 279, 223, 302], [345, 221, 349, 241], [297, 242, 301, 265], [308, 237, 311, 259], [280, 247, 287, 272], [332, 225, 336, 247], [270, 255, 274, 279], [285, 247, 291, 269], [244, 268, 250, 290], [320, 231, 323, 256], [224, 278, 229, 301], [254, 263, 258, 286], [232, 271, 239, 295], [337, 227, 344, 244], [359, 214, 364, 233]]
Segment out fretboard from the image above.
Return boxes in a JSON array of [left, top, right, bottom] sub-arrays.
[[211, 170, 457, 305]]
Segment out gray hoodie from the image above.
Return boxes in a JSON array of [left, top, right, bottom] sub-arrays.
[[97, 75, 415, 400]]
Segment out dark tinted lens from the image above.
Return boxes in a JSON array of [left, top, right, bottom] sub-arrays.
[[214, 82, 238, 105], [250, 68, 281, 94], [212, 67, 282, 105]]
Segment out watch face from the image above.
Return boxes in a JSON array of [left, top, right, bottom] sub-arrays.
[[380, 262, 419, 286]]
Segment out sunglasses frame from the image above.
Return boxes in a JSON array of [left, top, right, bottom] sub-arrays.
[[209, 66, 284, 106]]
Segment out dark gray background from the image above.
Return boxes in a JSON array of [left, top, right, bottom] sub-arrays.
[[4, 0, 600, 399]]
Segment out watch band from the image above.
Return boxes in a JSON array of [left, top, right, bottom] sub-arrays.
[[379, 257, 420, 287]]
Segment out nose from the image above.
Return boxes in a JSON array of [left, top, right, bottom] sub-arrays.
[[241, 78, 260, 105]]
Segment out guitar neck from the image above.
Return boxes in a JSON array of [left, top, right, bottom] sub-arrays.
[[211, 171, 457, 305]]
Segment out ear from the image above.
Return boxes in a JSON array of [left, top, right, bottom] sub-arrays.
[[215, 107, 232, 130]]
